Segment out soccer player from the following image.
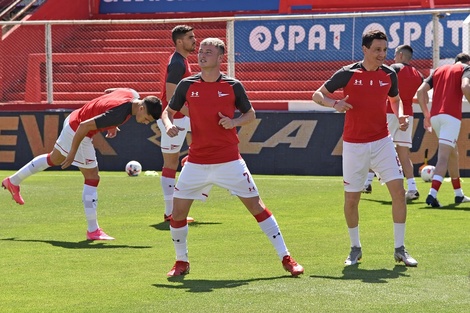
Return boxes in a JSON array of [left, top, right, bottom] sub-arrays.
[[2, 88, 162, 240], [157, 25, 196, 223], [388, 45, 423, 201], [363, 45, 424, 200], [312, 30, 418, 267], [417, 53, 470, 208], [161, 37, 304, 277]]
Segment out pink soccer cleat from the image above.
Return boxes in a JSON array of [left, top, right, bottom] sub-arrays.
[[86, 228, 115, 241], [2, 177, 24, 205], [282, 255, 304, 277]]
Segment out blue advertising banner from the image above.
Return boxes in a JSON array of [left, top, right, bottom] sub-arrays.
[[2, 111, 468, 176], [234, 13, 468, 63], [99, 0, 279, 14]]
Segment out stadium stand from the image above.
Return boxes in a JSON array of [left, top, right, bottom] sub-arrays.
[[0, 0, 467, 110]]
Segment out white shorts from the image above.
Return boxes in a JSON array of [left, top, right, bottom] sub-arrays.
[[387, 113, 413, 148], [174, 159, 259, 201], [54, 116, 97, 169], [157, 116, 191, 154], [343, 136, 403, 192], [431, 114, 460, 148]]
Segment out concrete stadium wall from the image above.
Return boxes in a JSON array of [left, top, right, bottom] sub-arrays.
[[2, 111, 470, 176]]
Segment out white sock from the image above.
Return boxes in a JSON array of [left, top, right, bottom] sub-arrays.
[[10, 154, 51, 185], [170, 225, 189, 262], [161, 175, 175, 216], [407, 178, 417, 192], [348, 226, 361, 247], [364, 172, 374, 187], [394, 223, 405, 248], [433, 175, 443, 183], [83, 184, 99, 232], [258, 215, 289, 260], [454, 188, 464, 197]]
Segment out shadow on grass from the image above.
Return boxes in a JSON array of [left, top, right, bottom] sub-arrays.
[[310, 264, 409, 283], [419, 203, 470, 211], [152, 275, 291, 292], [362, 196, 470, 211], [150, 221, 223, 231], [0, 237, 151, 249]]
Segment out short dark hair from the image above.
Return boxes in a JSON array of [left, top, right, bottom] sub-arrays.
[[455, 53, 470, 64], [171, 25, 194, 45], [142, 96, 162, 120], [362, 30, 388, 49], [396, 44, 413, 55], [396, 44, 413, 61]]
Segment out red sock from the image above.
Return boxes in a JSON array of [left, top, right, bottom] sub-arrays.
[[170, 218, 188, 228], [162, 167, 176, 178], [254, 208, 272, 222], [451, 178, 461, 190], [431, 179, 442, 191]]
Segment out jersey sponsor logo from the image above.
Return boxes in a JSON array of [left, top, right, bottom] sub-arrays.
[[218, 91, 230, 97], [379, 80, 389, 87], [354, 79, 363, 86], [191, 91, 199, 97]]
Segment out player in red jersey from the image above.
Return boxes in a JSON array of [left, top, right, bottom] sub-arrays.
[[363, 45, 424, 200], [313, 30, 417, 267], [417, 53, 470, 208], [388, 45, 423, 200], [156, 25, 196, 223], [2, 88, 162, 240], [161, 38, 304, 277]]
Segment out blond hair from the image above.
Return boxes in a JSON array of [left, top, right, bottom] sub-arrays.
[[200, 38, 225, 55]]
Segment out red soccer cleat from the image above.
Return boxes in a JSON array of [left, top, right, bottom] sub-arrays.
[[282, 255, 304, 277], [2, 177, 24, 205], [167, 261, 190, 277], [163, 214, 195, 223]]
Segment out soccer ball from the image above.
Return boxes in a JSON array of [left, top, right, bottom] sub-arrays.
[[125, 160, 142, 177], [420, 165, 435, 182]]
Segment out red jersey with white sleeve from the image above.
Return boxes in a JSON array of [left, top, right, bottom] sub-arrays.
[[425, 63, 470, 120], [386, 63, 423, 116], [324, 62, 399, 143], [168, 73, 252, 164], [161, 51, 192, 119], [68, 88, 138, 138]]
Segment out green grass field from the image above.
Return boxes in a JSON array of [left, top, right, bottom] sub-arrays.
[[1, 170, 469, 312]]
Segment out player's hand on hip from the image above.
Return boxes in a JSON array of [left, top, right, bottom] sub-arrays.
[[398, 115, 409, 131], [105, 127, 120, 138], [218, 112, 234, 129], [334, 95, 352, 113], [166, 125, 184, 137], [424, 116, 432, 132], [181, 155, 188, 167]]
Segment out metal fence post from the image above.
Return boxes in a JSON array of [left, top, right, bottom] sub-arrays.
[[45, 22, 53, 103]]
